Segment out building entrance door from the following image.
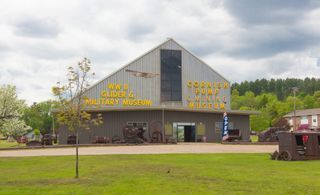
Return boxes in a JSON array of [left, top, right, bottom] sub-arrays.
[[173, 122, 196, 142], [184, 125, 195, 142]]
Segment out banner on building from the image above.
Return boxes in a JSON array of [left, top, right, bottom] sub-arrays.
[[222, 112, 229, 141]]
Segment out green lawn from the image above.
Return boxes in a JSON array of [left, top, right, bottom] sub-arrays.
[[0, 140, 25, 148], [0, 154, 319, 194]]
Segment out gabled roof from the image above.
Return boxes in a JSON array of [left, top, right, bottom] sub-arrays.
[[85, 38, 229, 93], [284, 108, 320, 117], [168, 38, 229, 83]]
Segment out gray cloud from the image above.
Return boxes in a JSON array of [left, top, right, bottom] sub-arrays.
[[6, 69, 32, 78], [315, 58, 320, 67], [0, 43, 10, 59], [20, 42, 76, 60], [225, 28, 320, 59], [31, 83, 45, 90], [187, 40, 223, 57], [88, 49, 124, 64], [14, 17, 60, 38], [223, 0, 319, 25], [0, 42, 8, 51], [0, 0, 320, 104], [126, 23, 155, 40], [215, 0, 320, 59]]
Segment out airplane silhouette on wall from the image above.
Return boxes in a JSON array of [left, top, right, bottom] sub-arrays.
[[125, 69, 160, 78]]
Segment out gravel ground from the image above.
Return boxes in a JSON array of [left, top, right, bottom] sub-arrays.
[[0, 143, 277, 157]]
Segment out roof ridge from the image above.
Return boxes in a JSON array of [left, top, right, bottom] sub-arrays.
[[168, 39, 230, 83]]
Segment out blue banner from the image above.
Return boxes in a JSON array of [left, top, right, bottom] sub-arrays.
[[222, 112, 229, 141]]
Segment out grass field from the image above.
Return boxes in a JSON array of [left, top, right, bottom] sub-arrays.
[[0, 140, 25, 148], [0, 154, 319, 194]]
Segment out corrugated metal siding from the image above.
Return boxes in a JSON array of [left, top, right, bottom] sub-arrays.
[[84, 48, 161, 106], [58, 110, 250, 144], [83, 39, 230, 110], [180, 50, 230, 109], [59, 111, 162, 144], [164, 111, 223, 142], [228, 114, 250, 141]]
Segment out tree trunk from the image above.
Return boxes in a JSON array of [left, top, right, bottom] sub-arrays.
[[75, 129, 79, 178]]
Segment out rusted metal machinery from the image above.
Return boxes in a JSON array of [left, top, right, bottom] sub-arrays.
[[92, 136, 110, 144], [271, 131, 320, 161], [16, 136, 28, 144], [67, 135, 77, 144], [42, 134, 53, 145], [123, 126, 146, 144], [226, 129, 241, 141], [26, 140, 42, 147], [111, 136, 123, 144], [258, 127, 286, 142], [149, 121, 163, 143]]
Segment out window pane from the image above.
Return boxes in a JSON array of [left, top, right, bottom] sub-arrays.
[[161, 49, 182, 101]]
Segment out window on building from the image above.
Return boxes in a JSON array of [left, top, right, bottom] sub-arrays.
[[160, 49, 182, 101], [300, 116, 308, 125], [126, 121, 148, 131], [301, 116, 307, 120]]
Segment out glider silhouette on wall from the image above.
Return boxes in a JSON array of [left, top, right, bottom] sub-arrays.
[[125, 69, 160, 78]]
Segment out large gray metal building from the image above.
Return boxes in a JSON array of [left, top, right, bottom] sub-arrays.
[[59, 38, 256, 144]]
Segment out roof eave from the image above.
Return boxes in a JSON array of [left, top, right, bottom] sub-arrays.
[[79, 106, 259, 115]]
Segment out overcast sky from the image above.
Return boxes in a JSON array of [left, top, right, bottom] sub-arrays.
[[0, 0, 320, 104]]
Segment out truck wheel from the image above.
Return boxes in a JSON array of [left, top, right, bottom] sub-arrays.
[[280, 150, 292, 161]]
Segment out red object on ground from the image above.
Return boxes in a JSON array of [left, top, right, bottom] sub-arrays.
[[302, 135, 309, 144]]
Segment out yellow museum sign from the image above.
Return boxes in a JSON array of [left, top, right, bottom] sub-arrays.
[[84, 83, 152, 107], [186, 80, 229, 110]]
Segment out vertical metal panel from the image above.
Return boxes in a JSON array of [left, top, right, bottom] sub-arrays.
[[228, 114, 251, 141]]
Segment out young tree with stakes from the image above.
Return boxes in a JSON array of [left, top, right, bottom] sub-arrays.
[[52, 58, 103, 178]]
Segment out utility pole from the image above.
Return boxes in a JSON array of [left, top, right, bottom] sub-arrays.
[[162, 104, 165, 143], [292, 87, 299, 131], [49, 104, 55, 135]]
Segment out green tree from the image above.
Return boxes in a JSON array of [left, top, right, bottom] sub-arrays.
[[231, 89, 240, 109], [0, 85, 26, 123], [23, 101, 57, 135], [232, 77, 320, 100], [256, 94, 268, 109], [314, 90, 320, 107], [34, 129, 41, 141], [242, 91, 256, 108], [250, 108, 271, 131], [0, 85, 29, 138], [52, 58, 103, 178], [1, 118, 31, 139], [303, 95, 315, 109], [231, 78, 320, 131]]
